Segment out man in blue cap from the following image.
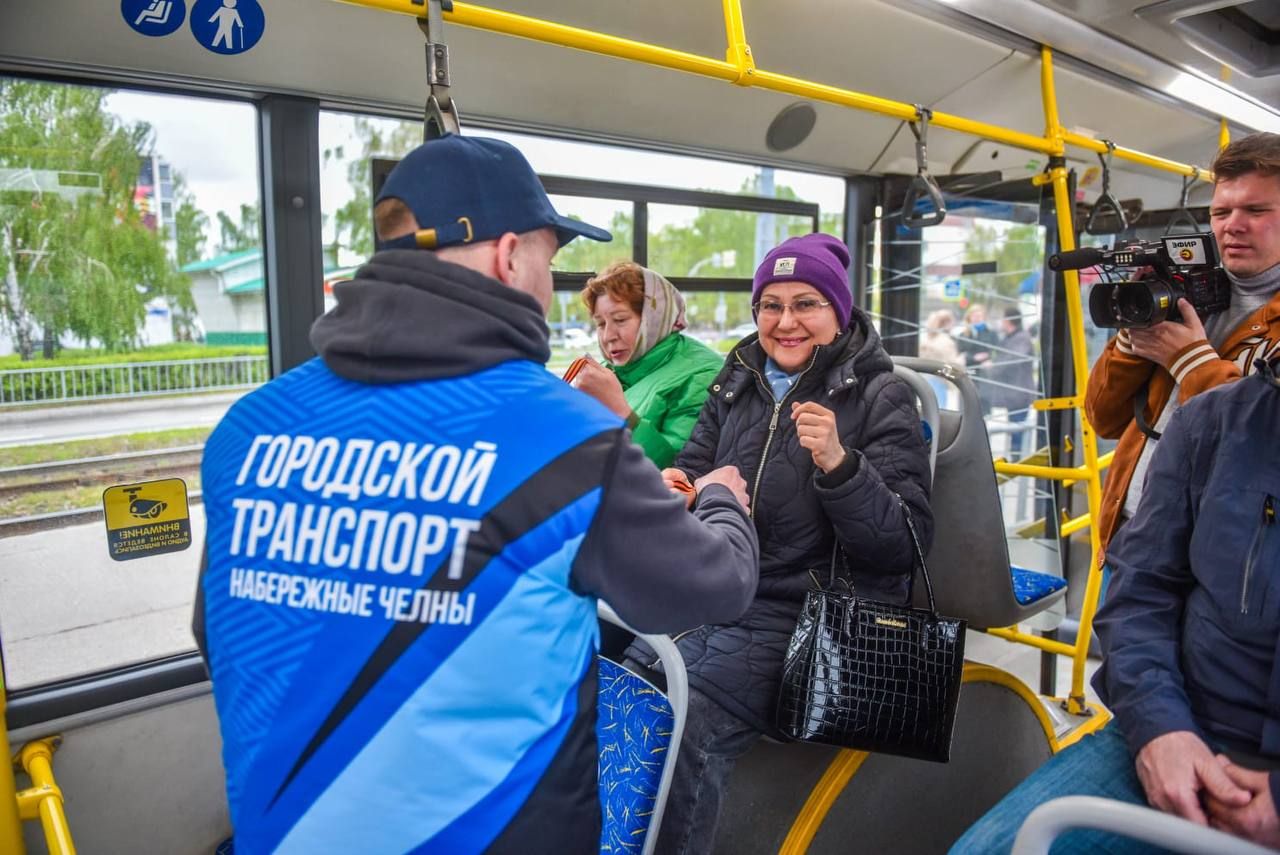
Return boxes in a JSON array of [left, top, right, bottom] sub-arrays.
[[194, 134, 759, 854]]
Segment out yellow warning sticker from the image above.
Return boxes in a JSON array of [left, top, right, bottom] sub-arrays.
[[102, 478, 192, 562]]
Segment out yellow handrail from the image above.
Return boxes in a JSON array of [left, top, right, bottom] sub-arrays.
[[14, 738, 75, 855], [335, 0, 1213, 177], [330, 0, 1225, 714], [1, 677, 24, 855]]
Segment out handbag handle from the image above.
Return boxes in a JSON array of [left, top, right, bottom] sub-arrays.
[[898, 496, 940, 618], [821, 495, 938, 616]]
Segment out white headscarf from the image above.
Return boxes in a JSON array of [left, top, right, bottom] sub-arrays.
[[629, 267, 688, 362]]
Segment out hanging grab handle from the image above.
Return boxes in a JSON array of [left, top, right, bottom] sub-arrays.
[[1085, 141, 1128, 235], [418, 0, 461, 140], [1163, 170, 1201, 236], [900, 106, 947, 229]]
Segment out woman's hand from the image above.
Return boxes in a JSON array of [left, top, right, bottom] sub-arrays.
[[791, 401, 847, 473], [572, 357, 632, 419]]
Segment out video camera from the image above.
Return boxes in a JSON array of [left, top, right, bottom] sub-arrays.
[[1048, 233, 1230, 329]]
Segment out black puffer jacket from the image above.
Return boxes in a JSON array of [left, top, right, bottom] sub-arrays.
[[629, 308, 933, 732]]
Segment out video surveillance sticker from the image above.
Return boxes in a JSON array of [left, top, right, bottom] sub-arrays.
[[103, 478, 192, 561]]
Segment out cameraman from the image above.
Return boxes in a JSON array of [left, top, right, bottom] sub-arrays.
[[1086, 132, 1280, 563]]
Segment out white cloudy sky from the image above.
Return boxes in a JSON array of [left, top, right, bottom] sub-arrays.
[[102, 90, 848, 261]]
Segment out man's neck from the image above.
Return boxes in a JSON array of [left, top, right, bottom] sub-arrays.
[[1227, 261, 1280, 295]]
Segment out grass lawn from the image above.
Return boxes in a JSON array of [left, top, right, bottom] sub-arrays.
[[0, 344, 265, 371], [0, 427, 212, 468], [0, 471, 203, 518]]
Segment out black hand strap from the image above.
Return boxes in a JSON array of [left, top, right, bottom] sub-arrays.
[[1085, 141, 1128, 236]]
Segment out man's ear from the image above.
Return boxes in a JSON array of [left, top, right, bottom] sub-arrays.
[[492, 232, 520, 286]]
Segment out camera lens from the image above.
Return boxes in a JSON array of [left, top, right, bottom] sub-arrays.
[[1115, 286, 1157, 326]]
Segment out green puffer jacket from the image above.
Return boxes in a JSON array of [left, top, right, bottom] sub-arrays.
[[612, 332, 725, 468]]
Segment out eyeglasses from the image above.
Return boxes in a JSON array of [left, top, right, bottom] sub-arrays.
[[752, 298, 831, 318]]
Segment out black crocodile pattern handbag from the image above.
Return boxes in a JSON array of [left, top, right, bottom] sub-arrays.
[[777, 499, 965, 762]]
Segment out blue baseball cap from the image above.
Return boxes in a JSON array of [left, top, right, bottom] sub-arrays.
[[375, 134, 612, 251]]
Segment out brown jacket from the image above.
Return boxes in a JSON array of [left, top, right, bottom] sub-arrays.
[[1085, 290, 1280, 564]]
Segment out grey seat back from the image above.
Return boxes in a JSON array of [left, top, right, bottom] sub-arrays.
[[891, 357, 1061, 628], [892, 363, 939, 480]]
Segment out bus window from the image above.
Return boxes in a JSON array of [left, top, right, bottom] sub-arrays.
[[550, 196, 634, 274], [320, 111, 420, 270], [0, 79, 261, 689]]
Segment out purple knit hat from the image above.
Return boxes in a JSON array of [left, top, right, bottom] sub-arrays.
[[752, 234, 853, 329]]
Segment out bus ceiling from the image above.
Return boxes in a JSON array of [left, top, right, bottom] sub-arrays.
[[2, 0, 1275, 202]]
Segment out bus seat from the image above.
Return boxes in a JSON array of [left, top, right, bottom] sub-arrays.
[[715, 664, 1057, 853], [1012, 796, 1275, 855], [892, 363, 940, 480], [891, 357, 1067, 629], [597, 603, 689, 855]]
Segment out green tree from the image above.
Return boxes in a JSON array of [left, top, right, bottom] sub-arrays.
[[325, 118, 422, 262], [0, 80, 192, 358], [553, 210, 634, 275], [172, 173, 208, 268], [216, 203, 261, 254]]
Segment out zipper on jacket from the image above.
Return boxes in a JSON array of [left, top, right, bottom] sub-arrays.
[[1241, 494, 1275, 615], [735, 348, 820, 519], [648, 350, 823, 670]]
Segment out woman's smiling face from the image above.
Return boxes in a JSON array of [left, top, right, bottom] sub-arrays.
[[755, 281, 840, 372]]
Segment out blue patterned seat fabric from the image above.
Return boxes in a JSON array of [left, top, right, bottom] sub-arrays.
[[1010, 565, 1068, 605], [597, 658, 675, 854]]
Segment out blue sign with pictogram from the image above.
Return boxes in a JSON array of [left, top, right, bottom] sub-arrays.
[[190, 0, 265, 55], [121, 0, 187, 37], [943, 279, 962, 299]]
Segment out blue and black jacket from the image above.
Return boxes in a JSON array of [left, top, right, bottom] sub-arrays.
[[194, 250, 758, 854], [1096, 363, 1280, 804]]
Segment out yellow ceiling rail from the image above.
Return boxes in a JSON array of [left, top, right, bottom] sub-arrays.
[[343, 0, 742, 82], [334, 0, 1218, 174], [1061, 131, 1213, 181]]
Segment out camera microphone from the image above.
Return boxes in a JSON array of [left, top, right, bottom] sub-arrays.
[[1048, 247, 1105, 271]]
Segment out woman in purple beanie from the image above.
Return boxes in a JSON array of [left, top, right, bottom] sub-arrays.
[[625, 232, 934, 853]]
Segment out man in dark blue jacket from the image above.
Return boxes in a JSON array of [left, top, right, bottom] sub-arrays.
[[952, 360, 1280, 852], [194, 134, 759, 854]]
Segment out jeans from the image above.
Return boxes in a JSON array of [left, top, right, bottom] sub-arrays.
[[654, 687, 760, 855], [949, 725, 1172, 855]]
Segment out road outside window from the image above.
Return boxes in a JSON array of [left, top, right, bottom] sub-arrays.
[[0, 79, 260, 688]]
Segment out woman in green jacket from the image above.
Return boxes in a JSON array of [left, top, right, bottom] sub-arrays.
[[573, 261, 725, 468]]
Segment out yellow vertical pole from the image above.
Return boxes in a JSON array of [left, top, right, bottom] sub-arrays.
[[1219, 67, 1232, 150], [17, 741, 74, 855], [1040, 46, 1105, 715], [0, 675, 27, 855], [721, 0, 754, 82]]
